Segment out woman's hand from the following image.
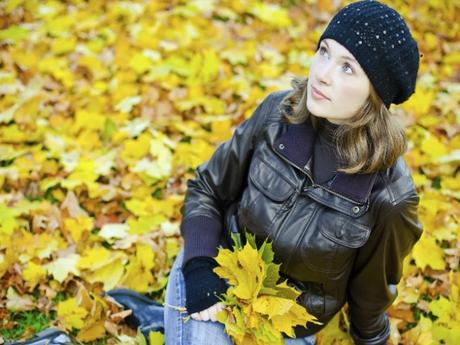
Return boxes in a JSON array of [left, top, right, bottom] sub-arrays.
[[190, 302, 225, 322]]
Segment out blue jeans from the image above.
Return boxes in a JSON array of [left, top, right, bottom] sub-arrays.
[[164, 247, 316, 345]]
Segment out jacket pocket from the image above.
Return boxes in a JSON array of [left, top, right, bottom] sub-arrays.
[[239, 155, 296, 236], [301, 209, 371, 275]]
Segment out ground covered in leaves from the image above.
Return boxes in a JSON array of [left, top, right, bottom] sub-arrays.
[[0, 0, 459, 344]]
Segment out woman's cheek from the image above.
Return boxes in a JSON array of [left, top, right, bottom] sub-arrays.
[[339, 84, 364, 109]]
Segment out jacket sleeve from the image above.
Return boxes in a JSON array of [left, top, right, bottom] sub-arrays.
[[179, 92, 278, 270], [346, 190, 423, 345]]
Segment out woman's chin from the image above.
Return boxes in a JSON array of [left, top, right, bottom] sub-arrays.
[[306, 99, 327, 118]]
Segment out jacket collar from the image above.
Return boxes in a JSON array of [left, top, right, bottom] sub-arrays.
[[272, 119, 377, 204]]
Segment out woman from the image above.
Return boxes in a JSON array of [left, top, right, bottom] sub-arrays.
[[11, 2, 422, 345], [165, 1, 423, 345]]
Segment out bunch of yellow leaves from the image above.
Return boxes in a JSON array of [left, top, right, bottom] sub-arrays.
[[213, 231, 321, 345]]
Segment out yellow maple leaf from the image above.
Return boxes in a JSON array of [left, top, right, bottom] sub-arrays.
[[71, 110, 106, 134], [316, 312, 353, 344], [432, 324, 460, 345], [213, 248, 243, 286], [208, 119, 232, 143], [127, 215, 166, 235], [271, 313, 296, 338], [37, 56, 74, 88], [76, 129, 102, 151], [136, 244, 155, 270], [149, 330, 165, 345], [420, 133, 448, 161], [248, 3, 292, 28], [64, 215, 94, 243], [402, 315, 433, 345], [233, 243, 264, 300], [129, 51, 154, 74], [51, 36, 77, 55], [120, 132, 151, 163], [77, 320, 106, 342], [418, 190, 451, 219], [442, 176, 460, 191], [57, 297, 88, 330], [174, 138, 215, 170], [63, 157, 99, 190], [400, 86, 435, 116], [429, 295, 456, 325], [0, 203, 21, 235], [85, 256, 126, 291], [253, 296, 294, 319], [412, 235, 445, 270], [121, 244, 155, 292], [411, 173, 430, 187], [23, 261, 46, 291], [78, 55, 108, 80], [0, 248, 15, 279], [78, 247, 111, 270]]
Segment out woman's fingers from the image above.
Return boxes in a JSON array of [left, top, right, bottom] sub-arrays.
[[200, 309, 210, 321], [190, 302, 225, 322], [209, 304, 218, 322], [190, 312, 202, 321], [208, 303, 225, 322]]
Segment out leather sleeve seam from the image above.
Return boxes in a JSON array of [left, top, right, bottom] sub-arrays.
[[378, 170, 396, 204]]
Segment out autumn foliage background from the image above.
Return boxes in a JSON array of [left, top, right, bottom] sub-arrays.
[[0, 0, 459, 344]]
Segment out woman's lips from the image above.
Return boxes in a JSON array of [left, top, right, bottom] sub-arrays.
[[311, 86, 330, 100]]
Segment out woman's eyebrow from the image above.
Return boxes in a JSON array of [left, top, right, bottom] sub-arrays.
[[322, 40, 358, 64]]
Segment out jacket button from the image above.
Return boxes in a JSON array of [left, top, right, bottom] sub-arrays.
[[279, 143, 285, 150], [352, 206, 360, 214]]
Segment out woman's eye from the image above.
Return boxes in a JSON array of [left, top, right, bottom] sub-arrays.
[[318, 46, 353, 74], [343, 63, 353, 74]]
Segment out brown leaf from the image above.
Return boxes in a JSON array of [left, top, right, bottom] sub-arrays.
[[387, 304, 414, 323], [61, 191, 88, 218], [109, 309, 133, 323], [104, 320, 120, 336]]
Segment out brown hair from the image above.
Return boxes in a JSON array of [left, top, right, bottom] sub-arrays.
[[279, 76, 407, 174]]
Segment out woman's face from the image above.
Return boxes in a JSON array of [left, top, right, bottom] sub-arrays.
[[306, 38, 371, 125]]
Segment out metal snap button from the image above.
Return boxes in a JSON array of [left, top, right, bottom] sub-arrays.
[[304, 164, 309, 170], [352, 206, 360, 214], [279, 143, 285, 150]]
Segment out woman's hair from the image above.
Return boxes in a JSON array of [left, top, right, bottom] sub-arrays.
[[279, 76, 408, 174]]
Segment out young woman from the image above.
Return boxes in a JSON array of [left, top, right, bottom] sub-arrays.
[[11, 2, 423, 345], [165, 1, 423, 345]]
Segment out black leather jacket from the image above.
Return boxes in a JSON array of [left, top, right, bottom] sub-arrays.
[[180, 90, 423, 345]]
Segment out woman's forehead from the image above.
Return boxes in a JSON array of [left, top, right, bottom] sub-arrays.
[[321, 39, 355, 60]]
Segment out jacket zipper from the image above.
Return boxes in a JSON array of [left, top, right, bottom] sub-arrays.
[[271, 145, 362, 205], [282, 188, 298, 210]]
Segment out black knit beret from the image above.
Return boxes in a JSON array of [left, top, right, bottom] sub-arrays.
[[317, 0, 421, 108]]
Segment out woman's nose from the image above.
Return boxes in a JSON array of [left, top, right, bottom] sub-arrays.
[[316, 61, 333, 85]]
